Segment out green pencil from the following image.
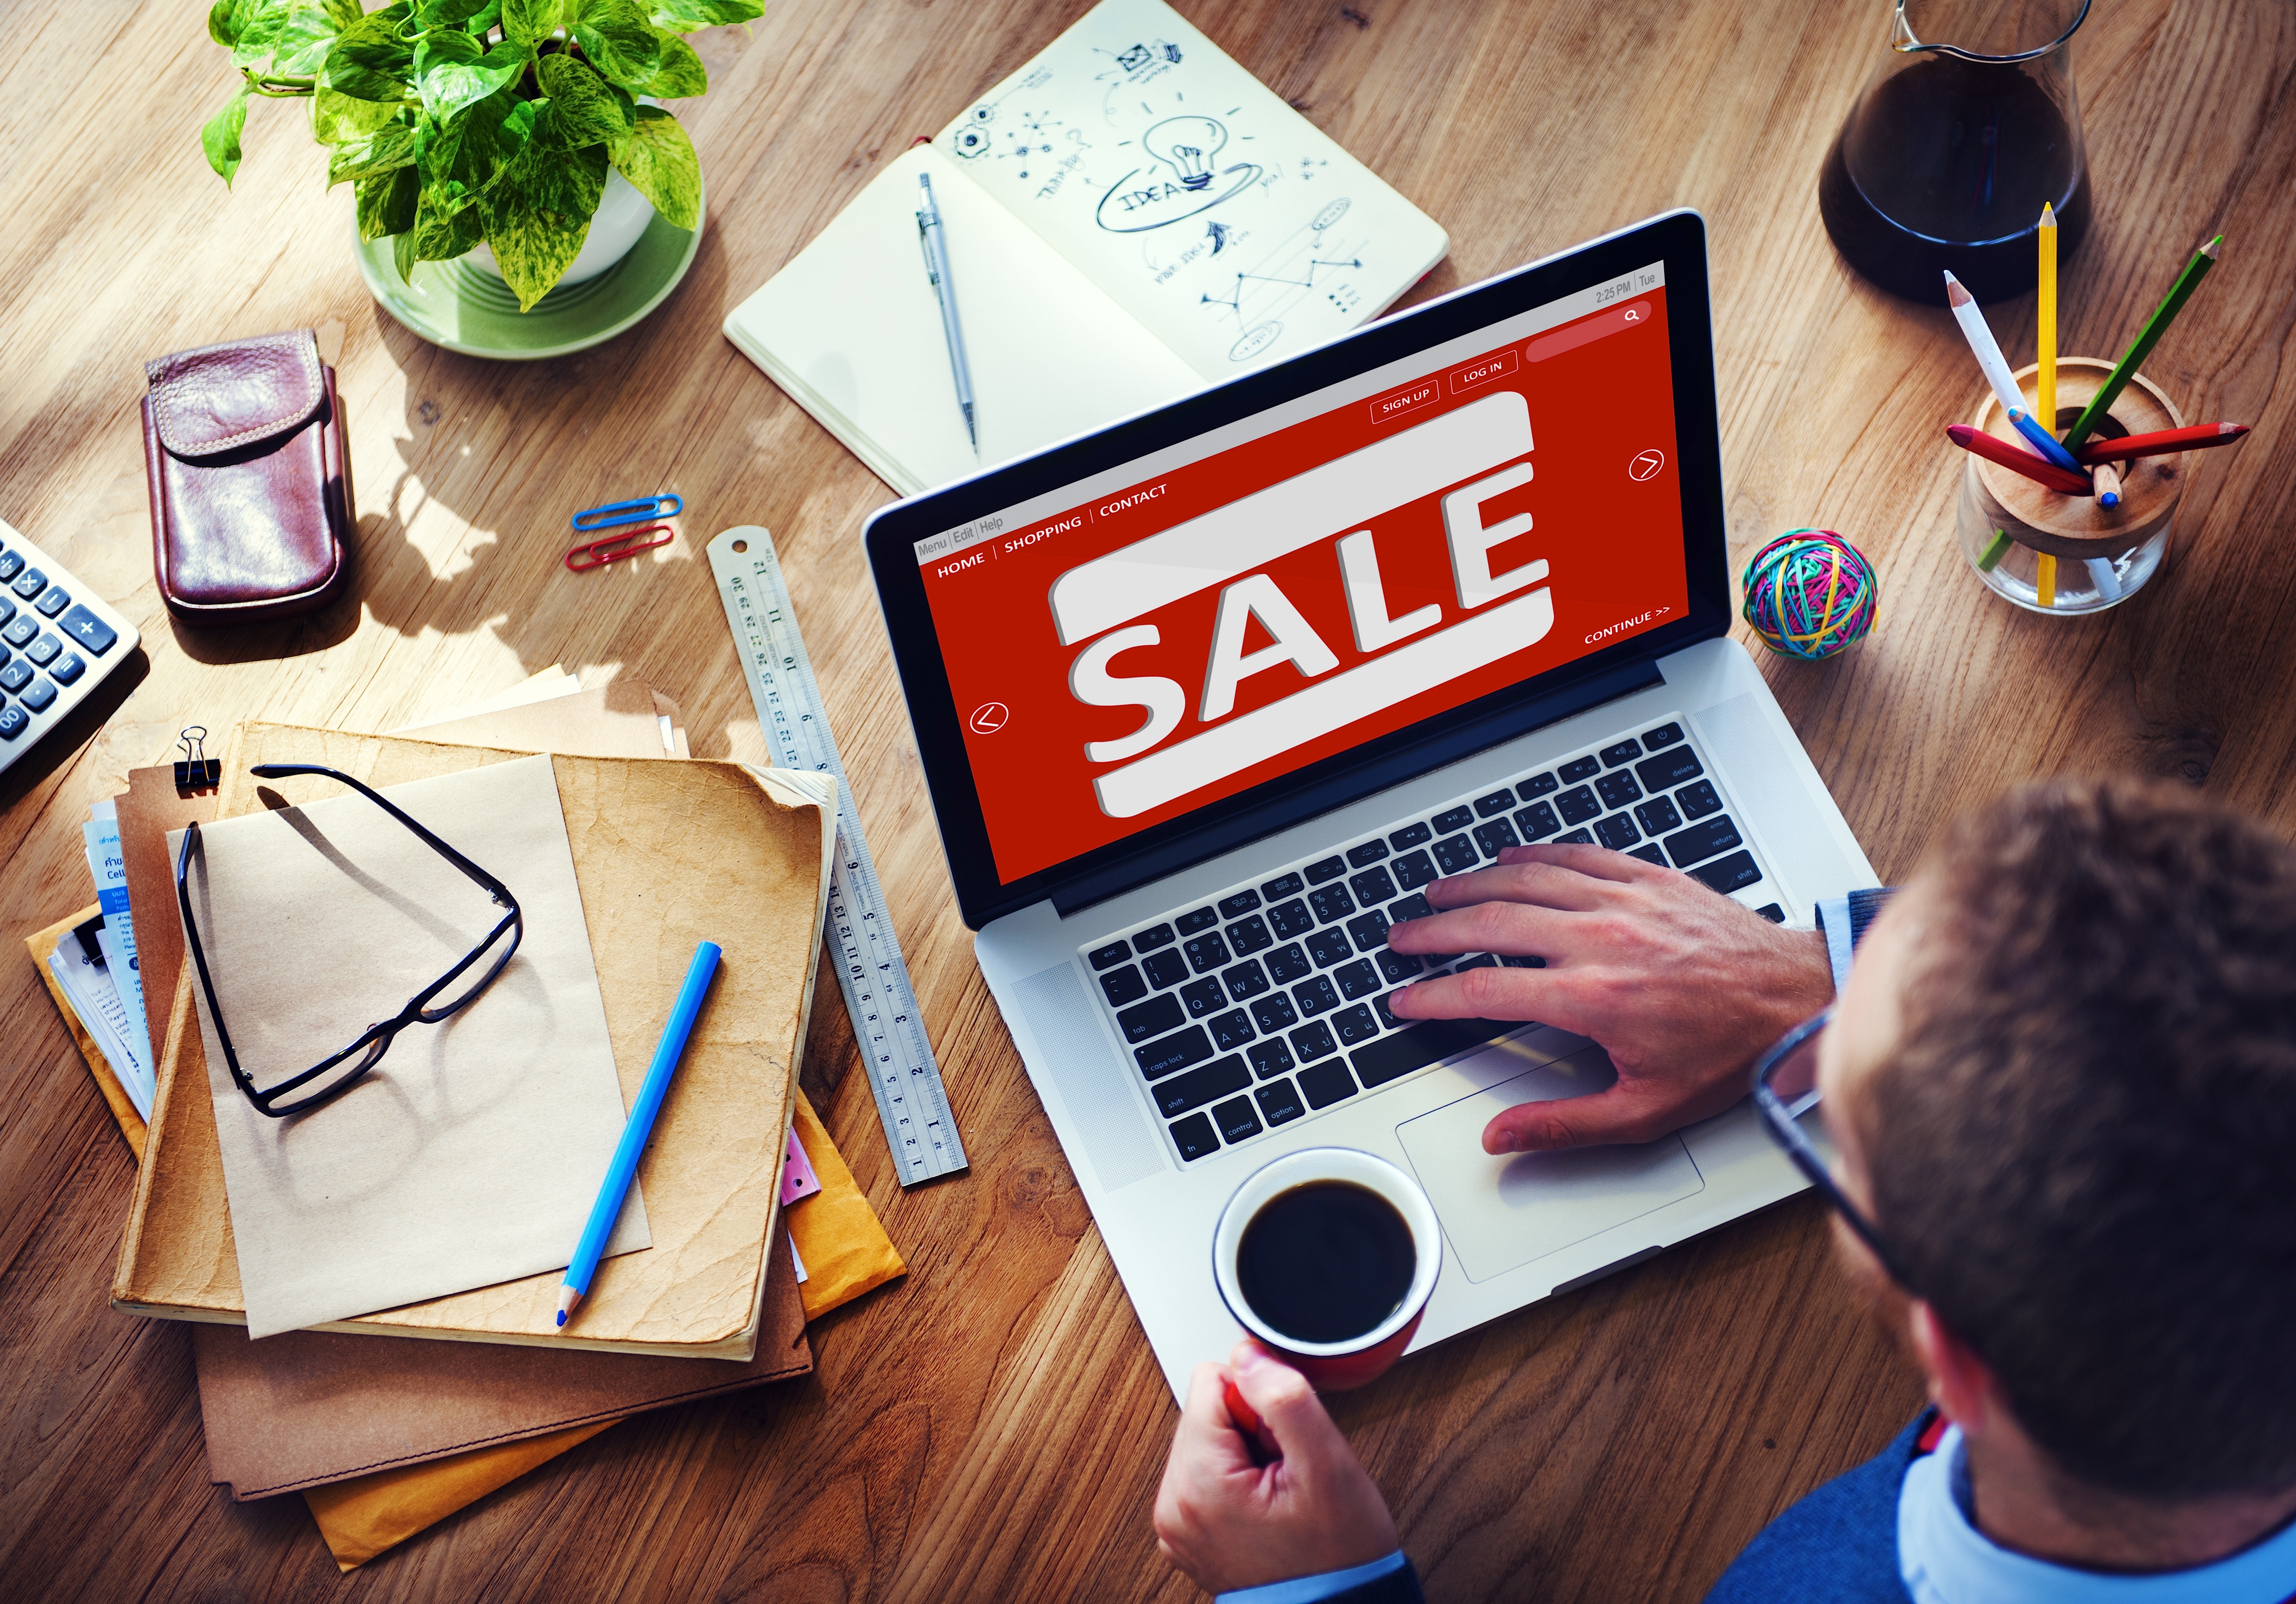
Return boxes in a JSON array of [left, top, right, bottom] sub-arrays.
[[2061, 236, 2223, 451]]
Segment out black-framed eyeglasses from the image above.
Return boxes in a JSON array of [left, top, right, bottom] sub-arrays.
[[176, 763, 524, 1118], [1749, 1006, 1922, 1293]]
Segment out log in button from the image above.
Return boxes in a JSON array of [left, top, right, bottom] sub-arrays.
[[1447, 347, 1520, 394]]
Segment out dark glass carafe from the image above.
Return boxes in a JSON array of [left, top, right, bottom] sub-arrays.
[[1820, 0, 2092, 305]]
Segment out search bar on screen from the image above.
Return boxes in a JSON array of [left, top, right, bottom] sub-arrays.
[[1526, 301, 1652, 363]]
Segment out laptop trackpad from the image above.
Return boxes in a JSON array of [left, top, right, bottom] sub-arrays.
[[1396, 1046, 1705, 1284]]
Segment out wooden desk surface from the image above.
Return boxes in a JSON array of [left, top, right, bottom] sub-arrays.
[[4, 2, 2290, 1598]]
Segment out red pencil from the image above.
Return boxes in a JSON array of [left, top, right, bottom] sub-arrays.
[[1222, 1377, 1281, 1465], [1945, 425, 2094, 495], [2073, 422, 2249, 465]]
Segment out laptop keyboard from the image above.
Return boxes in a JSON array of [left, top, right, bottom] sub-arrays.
[[1079, 719, 1785, 1168]]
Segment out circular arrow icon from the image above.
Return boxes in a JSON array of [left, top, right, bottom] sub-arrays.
[[968, 701, 1009, 734]]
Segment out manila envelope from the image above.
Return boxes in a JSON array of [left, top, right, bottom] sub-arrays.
[[194, 1231, 812, 1499], [114, 725, 835, 1357]]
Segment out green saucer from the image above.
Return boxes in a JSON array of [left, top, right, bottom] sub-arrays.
[[353, 189, 702, 361]]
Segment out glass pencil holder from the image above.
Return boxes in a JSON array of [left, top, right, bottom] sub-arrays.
[[1956, 355, 2185, 615]]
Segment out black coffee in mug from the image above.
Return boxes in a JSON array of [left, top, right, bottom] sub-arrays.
[[1236, 1180, 1416, 1345]]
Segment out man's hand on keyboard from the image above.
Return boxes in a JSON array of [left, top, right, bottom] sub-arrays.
[[1384, 842, 1832, 1154]]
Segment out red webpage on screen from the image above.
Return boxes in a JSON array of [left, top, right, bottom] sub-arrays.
[[923, 290, 1688, 885]]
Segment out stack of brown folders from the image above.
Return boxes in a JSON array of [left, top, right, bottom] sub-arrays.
[[47, 676, 903, 1568]]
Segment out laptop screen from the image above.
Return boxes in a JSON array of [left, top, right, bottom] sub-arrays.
[[867, 212, 1729, 927]]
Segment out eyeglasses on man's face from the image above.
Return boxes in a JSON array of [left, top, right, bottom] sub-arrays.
[[1749, 1006, 1922, 1294], [175, 763, 523, 1118]]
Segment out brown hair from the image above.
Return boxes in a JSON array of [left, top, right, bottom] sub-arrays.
[[1868, 778, 2296, 1499]]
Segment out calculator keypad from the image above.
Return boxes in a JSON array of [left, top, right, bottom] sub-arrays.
[[0, 525, 135, 765]]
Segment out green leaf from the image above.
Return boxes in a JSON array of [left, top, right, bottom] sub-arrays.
[[572, 0, 660, 87], [234, 3, 339, 77], [499, 0, 566, 45], [325, 10, 417, 101], [412, 187, 486, 259], [413, 30, 531, 118], [201, 85, 251, 185], [312, 83, 403, 141], [648, 0, 762, 28], [208, 0, 260, 49], [414, 0, 490, 27], [610, 104, 697, 228], [631, 29, 705, 96], [417, 89, 535, 209], [393, 225, 420, 283], [355, 163, 420, 239], [535, 53, 633, 148], [322, 0, 365, 25], [477, 138, 607, 309], [467, 0, 504, 33], [326, 117, 419, 186]]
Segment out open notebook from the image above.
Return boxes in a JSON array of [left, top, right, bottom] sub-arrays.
[[725, 0, 1448, 496]]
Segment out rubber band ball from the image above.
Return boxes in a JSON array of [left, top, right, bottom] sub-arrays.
[[1740, 529, 1877, 661]]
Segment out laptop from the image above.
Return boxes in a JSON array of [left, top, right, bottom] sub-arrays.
[[863, 210, 1877, 1398]]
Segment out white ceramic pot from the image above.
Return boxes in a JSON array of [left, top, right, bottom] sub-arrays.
[[466, 164, 657, 289]]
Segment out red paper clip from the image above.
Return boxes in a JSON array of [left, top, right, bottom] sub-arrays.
[[564, 525, 673, 572]]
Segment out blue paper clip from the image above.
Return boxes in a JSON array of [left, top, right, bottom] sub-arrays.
[[571, 494, 682, 531]]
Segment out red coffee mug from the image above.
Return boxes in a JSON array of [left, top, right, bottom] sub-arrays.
[[1211, 1147, 1443, 1391]]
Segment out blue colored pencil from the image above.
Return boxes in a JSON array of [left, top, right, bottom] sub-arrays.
[[556, 941, 722, 1327], [2007, 407, 2084, 474]]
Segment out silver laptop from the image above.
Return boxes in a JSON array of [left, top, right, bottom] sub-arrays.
[[864, 211, 1876, 1398]]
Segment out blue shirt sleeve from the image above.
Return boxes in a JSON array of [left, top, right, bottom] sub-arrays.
[[1816, 887, 1897, 995], [1216, 1549, 1409, 1604]]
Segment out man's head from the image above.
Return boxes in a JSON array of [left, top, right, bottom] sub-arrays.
[[1819, 778, 2296, 1503]]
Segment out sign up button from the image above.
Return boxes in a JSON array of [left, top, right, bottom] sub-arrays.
[[1368, 378, 1442, 426]]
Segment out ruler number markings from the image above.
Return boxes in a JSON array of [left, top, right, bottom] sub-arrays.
[[710, 527, 965, 1185]]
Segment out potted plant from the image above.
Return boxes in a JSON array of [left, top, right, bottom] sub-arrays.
[[200, 0, 762, 311]]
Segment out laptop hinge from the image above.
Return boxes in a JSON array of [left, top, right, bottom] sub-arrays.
[[1045, 655, 1667, 922]]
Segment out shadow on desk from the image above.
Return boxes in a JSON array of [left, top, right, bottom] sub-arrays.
[[341, 231, 747, 716], [166, 593, 363, 666]]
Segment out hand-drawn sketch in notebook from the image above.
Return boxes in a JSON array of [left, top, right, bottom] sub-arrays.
[[724, 0, 1447, 496], [941, 0, 1447, 374]]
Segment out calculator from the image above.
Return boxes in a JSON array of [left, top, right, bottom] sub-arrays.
[[0, 516, 140, 778]]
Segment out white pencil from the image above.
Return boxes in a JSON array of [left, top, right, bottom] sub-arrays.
[[1944, 272, 2028, 419]]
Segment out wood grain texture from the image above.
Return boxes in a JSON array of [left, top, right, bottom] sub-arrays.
[[3, 0, 2291, 1598]]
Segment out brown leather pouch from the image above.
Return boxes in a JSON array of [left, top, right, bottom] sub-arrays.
[[142, 328, 352, 625]]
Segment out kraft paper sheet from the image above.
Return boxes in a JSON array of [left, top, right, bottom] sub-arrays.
[[170, 753, 644, 1338], [114, 726, 835, 1357], [196, 1238, 813, 1500], [113, 681, 687, 1131]]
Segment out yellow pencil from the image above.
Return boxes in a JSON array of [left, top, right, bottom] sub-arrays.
[[2037, 203, 2058, 432], [2037, 552, 2057, 608]]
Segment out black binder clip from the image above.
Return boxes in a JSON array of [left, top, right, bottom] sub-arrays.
[[174, 726, 220, 792]]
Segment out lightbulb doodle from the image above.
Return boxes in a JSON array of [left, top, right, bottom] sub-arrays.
[[937, 14, 1437, 378], [1093, 114, 1265, 232]]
